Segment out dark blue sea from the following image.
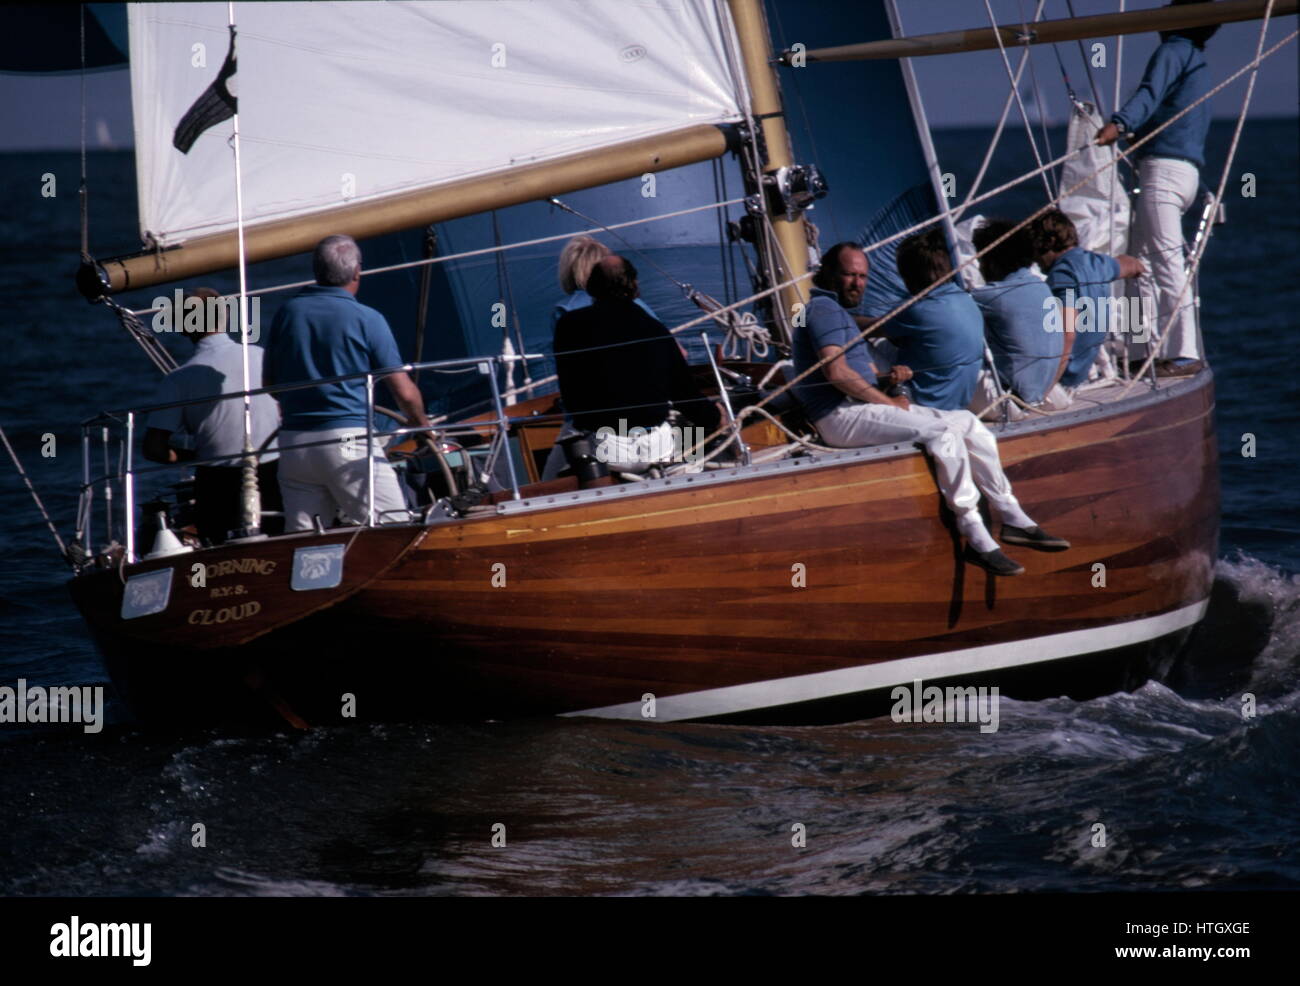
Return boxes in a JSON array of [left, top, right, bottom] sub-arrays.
[[1, 120, 1297, 897]]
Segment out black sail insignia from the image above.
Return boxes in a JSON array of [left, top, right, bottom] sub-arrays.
[[172, 26, 237, 154]]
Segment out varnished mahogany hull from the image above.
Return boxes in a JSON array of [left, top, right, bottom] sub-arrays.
[[75, 375, 1218, 726], [336, 373, 1219, 722]]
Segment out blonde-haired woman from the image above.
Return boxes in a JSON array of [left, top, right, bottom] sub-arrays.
[[545, 237, 658, 479], [554, 235, 657, 325]]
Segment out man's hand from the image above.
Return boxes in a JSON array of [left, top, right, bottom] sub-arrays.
[[1116, 254, 1147, 279], [891, 394, 911, 410], [143, 427, 188, 465], [1095, 122, 1121, 146], [882, 364, 913, 385], [385, 370, 432, 433]]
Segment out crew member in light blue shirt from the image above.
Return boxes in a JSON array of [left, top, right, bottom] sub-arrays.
[[884, 228, 985, 411], [970, 219, 1062, 404], [264, 235, 431, 530], [1032, 210, 1144, 389], [789, 242, 1069, 577], [1095, 1, 1218, 372]]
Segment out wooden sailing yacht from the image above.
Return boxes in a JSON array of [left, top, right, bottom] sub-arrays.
[[49, 0, 1291, 725]]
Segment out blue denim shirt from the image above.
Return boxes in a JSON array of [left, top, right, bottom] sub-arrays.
[[971, 268, 1063, 404], [1046, 248, 1121, 388], [792, 287, 877, 422], [264, 285, 404, 431], [1112, 36, 1210, 168], [888, 281, 985, 411]]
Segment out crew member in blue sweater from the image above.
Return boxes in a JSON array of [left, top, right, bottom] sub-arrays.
[[1096, 0, 1219, 374], [1032, 210, 1144, 390]]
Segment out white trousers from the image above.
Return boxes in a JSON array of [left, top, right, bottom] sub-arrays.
[[816, 402, 1033, 550], [278, 427, 410, 531], [594, 420, 677, 474], [1129, 156, 1201, 361]]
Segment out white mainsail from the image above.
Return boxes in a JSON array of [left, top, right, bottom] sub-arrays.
[[128, 1, 748, 248]]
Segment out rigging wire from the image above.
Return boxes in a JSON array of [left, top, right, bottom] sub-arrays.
[[497, 24, 1294, 414], [412, 226, 436, 386], [78, 3, 89, 261], [546, 196, 692, 296], [1109, 0, 1126, 260], [491, 210, 532, 402], [123, 198, 747, 319], [985, 0, 1055, 201], [1017, 0, 1059, 198], [953, 0, 1049, 223], [1064, 0, 1110, 114], [677, 28, 1298, 461], [766, 0, 837, 242], [1, 424, 71, 564]]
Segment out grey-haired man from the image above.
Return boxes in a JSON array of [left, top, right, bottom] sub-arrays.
[[264, 235, 430, 530]]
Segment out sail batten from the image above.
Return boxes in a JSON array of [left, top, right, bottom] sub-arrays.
[[790, 0, 1296, 63], [128, 1, 747, 254]]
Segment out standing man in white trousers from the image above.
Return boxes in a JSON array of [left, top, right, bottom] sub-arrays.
[[1097, 2, 1220, 374], [265, 235, 429, 530]]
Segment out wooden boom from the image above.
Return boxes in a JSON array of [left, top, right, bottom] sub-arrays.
[[784, 0, 1296, 63]]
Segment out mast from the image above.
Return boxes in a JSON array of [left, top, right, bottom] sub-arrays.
[[725, 0, 811, 345], [787, 0, 1295, 62]]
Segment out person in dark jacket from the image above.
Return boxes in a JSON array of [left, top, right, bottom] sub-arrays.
[[553, 255, 720, 473]]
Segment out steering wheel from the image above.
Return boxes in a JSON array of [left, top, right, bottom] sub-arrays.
[[373, 405, 458, 497]]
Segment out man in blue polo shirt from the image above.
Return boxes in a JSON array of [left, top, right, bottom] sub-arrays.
[[1032, 209, 1144, 389], [264, 234, 430, 531], [1096, 0, 1217, 373], [884, 229, 985, 410], [971, 219, 1062, 404], [791, 241, 1069, 577]]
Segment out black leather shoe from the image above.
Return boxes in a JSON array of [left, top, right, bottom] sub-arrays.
[[1000, 524, 1071, 551], [964, 545, 1025, 576]]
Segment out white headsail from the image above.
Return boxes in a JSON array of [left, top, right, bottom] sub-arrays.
[[128, 0, 747, 248]]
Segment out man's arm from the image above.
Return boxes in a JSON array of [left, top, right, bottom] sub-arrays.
[[820, 344, 909, 409], [1103, 43, 1181, 139], [384, 371, 431, 431]]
